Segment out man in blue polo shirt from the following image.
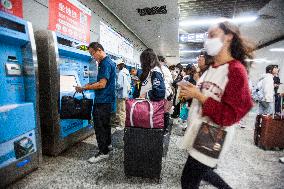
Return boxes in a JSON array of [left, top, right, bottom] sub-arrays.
[[75, 42, 116, 163]]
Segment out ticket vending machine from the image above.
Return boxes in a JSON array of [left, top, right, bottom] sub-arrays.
[[35, 31, 96, 156], [0, 12, 41, 187]]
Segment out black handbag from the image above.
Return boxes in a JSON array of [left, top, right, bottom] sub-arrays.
[[193, 122, 227, 159], [60, 92, 93, 120]]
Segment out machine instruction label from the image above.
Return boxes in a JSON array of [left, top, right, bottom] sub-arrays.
[[0, 130, 36, 169]]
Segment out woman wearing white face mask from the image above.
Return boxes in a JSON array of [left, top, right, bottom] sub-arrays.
[[179, 21, 254, 189]]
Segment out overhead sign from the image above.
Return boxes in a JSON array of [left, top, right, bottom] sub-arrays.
[[179, 32, 208, 43], [48, 0, 91, 43], [0, 0, 23, 18], [100, 22, 133, 59]]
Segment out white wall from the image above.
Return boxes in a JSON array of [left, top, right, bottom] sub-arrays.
[[249, 40, 284, 83], [22, 0, 147, 63]]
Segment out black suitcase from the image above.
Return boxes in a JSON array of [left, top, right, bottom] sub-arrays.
[[124, 127, 164, 179]]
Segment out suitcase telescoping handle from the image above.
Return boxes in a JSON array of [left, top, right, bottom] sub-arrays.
[[130, 99, 154, 128]]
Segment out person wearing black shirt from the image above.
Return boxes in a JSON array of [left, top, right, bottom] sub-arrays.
[[272, 65, 281, 113]]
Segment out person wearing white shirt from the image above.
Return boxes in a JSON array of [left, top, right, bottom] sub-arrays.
[[115, 59, 131, 130], [258, 65, 275, 114]]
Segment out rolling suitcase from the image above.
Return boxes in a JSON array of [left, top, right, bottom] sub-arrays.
[[254, 114, 284, 150], [124, 127, 164, 179], [254, 96, 284, 149]]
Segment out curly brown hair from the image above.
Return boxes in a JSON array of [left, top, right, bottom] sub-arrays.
[[218, 21, 254, 70]]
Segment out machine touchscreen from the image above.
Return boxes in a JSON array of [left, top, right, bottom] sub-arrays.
[[60, 75, 78, 92]]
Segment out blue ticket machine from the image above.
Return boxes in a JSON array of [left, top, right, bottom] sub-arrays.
[[0, 12, 41, 187], [34, 31, 96, 156]]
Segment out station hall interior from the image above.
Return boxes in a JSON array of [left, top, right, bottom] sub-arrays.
[[0, 0, 284, 188]]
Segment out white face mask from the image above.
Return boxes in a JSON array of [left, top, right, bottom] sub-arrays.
[[204, 37, 223, 56], [171, 69, 179, 80]]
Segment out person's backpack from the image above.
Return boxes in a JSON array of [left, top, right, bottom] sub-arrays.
[[252, 79, 265, 102]]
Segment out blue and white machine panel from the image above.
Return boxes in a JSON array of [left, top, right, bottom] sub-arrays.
[[0, 12, 38, 170], [56, 36, 95, 138]]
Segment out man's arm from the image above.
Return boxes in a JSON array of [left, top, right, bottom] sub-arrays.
[[75, 78, 107, 92], [85, 78, 107, 90]]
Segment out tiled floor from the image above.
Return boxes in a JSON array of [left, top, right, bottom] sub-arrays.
[[7, 112, 284, 189]]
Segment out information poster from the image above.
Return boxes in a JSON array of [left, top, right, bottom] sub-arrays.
[[48, 0, 91, 43], [0, 0, 23, 18], [100, 22, 134, 59]]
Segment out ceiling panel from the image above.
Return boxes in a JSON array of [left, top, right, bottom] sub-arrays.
[[99, 0, 180, 64], [179, 0, 271, 20], [178, 0, 284, 65]]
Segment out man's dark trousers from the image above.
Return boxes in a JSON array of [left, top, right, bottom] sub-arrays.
[[93, 103, 112, 154]]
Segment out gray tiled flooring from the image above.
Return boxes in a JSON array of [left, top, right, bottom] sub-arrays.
[[8, 112, 284, 189]]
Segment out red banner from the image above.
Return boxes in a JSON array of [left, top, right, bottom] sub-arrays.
[[48, 0, 91, 43], [0, 0, 23, 18]]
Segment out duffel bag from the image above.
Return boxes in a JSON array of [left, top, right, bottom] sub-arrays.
[[60, 92, 93, 120], [125, 99, 165, 129]]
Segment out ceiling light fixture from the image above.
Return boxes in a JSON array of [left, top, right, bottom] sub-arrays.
[[269, 48, 284, 52], [245, 58, 272, 63], [180, 50, 201, 53], [179, 16, 258, 26], [232, 16, 258, 24]]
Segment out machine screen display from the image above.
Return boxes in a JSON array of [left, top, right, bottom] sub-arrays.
[[0, 17, 26, 33], [60, 75, 78, 92]]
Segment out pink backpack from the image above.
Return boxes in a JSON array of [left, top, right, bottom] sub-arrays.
[[125, 99, 165, 129]]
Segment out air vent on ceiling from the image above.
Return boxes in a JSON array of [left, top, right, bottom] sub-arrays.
[[166, 55, 177, 58], [137, 5, 167, 16], [258, 14, 276, 19]]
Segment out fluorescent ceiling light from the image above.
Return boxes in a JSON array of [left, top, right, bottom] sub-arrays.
[[231, 16, 258, 24], [245, 58, 272, 63], [270, 48, 284, 52], [179, 16, 257, 27], [180, 50, 201, 53]]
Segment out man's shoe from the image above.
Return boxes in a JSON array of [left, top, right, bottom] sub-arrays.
[[87, 151, 109, 164], [279, 157, 284, 164]]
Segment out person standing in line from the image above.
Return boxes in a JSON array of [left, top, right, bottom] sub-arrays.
[[179, 21, 253, 189], [75, 42, 116, 163], [139, 49, 165, 101], [158, 55, 174, 132], [129, 68, 141, 99], [196, 49, 213, 80], [158, 55, 173, 101], [272, 65, 281, 114], [179, 64, 197, 127], [257, 65, 275, 115], [115, 59, 131, 130], [172, 63, 184, 118]]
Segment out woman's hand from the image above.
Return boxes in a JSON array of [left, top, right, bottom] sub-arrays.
[[179, 83, 208, 104], [179, 83, 199, 99]]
